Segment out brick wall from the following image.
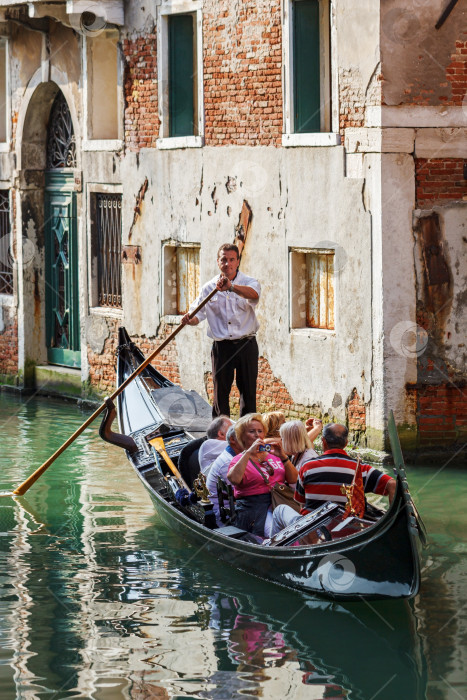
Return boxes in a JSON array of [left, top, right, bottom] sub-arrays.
[[445, 35, 467, 105], [339, 67, 382, 133], [417, 384, 467, 446], [415, 158, 467, 208], [0, 310, 18, 377], [203, 0, 282, 146], [87, 319, 181, 395], [122, 32, 158, 151], [346, 389, 366, 431]]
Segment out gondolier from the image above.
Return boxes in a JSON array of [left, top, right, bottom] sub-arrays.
[[182, 243, 260, 418]]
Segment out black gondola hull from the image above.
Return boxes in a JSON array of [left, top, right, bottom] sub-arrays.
[[116, 327, 423, 601]]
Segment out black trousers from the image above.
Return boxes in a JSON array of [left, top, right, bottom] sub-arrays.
[[211, 336, 258, 418]]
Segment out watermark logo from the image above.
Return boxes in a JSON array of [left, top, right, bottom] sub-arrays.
[[230, 160, 270, 197], [382, 5, 423, 46], [0, 235, 37, 270], [390, 320, 429, 359], [313, 240, 348, 276], [69, 4, 108, 37], [317, 553, 356, 592], [156, 391, 198, 428]]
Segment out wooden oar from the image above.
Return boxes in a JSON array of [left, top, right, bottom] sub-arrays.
[[7, 287, 218, 497]]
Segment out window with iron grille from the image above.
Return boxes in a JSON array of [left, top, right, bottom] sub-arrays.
[[93, 193, 122, 308], [163, 244, 200, 315], [290, 248, 335, 330], [0, 190, 12, 295]]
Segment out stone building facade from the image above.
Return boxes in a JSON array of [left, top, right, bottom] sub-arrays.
[[0, 0, 465, 460]]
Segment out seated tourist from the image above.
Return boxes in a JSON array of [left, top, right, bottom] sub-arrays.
[[199, 415, 233, 474], [279, 420, 318, 469], [262, 411, 286, 438], [227, 413, 298, 538], [270, 423, 396, 536], [206, 425, 241, 526]]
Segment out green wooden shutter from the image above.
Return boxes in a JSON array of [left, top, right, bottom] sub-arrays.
[[293, 0, 321, 133], [169, 14, 195, 137]]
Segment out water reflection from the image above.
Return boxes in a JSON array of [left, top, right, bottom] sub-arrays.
[[0, 393, 465, 699]]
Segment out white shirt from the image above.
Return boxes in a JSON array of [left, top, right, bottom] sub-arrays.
[[206, 446, 237, 526], [189, 271, 261, 341], [294, 447, 319, 469], [199, 439, 228, 474]]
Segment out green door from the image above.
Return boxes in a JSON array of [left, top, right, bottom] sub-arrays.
[[45, 172, 80, 368]]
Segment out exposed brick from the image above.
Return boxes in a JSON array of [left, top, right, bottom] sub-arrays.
[[0, 309, 18, 376], [203, 0, 282, 146], [415, 158, 467, 208]]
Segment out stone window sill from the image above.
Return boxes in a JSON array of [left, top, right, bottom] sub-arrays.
[[0, 143, 10, 153], [290, 327, 336, 337], [0, 293, 15, 306], [157, 136, 204, 150], [89, 306, 124, 320], [282, 133, 341, 147]]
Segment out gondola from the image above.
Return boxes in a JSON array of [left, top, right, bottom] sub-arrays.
[[103, 327, 426, 602]]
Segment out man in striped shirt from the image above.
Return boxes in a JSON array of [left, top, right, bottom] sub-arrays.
[[270, 423, 396, 536]]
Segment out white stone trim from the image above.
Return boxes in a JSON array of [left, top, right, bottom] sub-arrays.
[[366, 105, 467, 128], [289, 327, 336, 337], [345, 128, 415, 154], [156, 135, 204, 149], [0, 142, 9, 152], [16, 65, 82, 170], [0, 293, 15, 306], [82, 139, 123, 151], [89, 306, 124, 320], [157, 3, 204, 142], [282, 132, 341, 147], [414, 128, 467, 159]]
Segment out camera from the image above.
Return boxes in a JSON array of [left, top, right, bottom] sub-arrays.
[[258, 444, 271, 452]]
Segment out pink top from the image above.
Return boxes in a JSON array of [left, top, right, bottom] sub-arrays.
[[229, 453, 286, 498]]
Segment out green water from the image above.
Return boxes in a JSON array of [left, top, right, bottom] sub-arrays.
[[0, 393, 465, 700]]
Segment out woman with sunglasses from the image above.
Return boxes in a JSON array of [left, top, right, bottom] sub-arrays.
[[227, 413, 298, 538]]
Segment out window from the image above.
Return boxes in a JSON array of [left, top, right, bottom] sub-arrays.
[[283, 0, 337, 145], [91, 193, 122, 308], [0, 39, 8, 143], [163, 244, 200, 315], [84, 31, 121, 142], [157, 3, 203, 148], [290, 248, 334, 330], [168, 14, 195, 137], [0, 190, 12, 294]]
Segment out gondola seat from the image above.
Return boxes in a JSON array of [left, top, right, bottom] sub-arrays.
[[178, 436, 207, 489]]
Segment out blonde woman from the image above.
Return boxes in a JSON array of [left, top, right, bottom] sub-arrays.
[[280, 420, 319, 469], [227, 413, 298, 537], [262, 411, 286, 438]]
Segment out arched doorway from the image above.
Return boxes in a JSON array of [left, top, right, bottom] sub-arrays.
[[44, 91, 80, 367]]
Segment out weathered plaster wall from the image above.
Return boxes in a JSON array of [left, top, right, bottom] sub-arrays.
[[119, 143, 373, 432], [381, 0, 466, 106], [336, 0, 381, 132]]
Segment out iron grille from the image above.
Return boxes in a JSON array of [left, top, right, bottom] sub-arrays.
[[96, 194, 122, 308], [46, 91, 77, 170], [0, 190, 12, 295]]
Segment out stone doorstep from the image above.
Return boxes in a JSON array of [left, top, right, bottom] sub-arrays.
[[35, 365, 82, 399]]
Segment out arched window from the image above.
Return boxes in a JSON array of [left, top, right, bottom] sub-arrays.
[[46, 91, 77, 169]]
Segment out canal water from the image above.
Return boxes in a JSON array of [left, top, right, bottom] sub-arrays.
[[0, 393, 465, 700]]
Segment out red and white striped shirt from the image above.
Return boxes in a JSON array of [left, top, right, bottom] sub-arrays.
[[294, 449, 393, 514]]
